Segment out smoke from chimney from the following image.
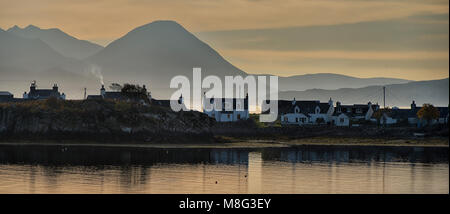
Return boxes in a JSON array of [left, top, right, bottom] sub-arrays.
[[85, 64, 104, 85]]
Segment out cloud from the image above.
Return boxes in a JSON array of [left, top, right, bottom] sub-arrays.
[[196, 13, 449, 52]]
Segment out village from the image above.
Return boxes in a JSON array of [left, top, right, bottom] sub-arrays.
[[0, 81, 448, 129]]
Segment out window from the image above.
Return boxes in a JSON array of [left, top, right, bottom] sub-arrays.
[[301, 118, 305, 123], [296, 118, 299, 123], [340, 118, 345, 123], [227, 114, 230, 119], [237, 114, 241, 119]]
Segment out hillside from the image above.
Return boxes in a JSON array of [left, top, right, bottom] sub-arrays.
[[279, 78, 449, 107], [7, 25, 103, 59]]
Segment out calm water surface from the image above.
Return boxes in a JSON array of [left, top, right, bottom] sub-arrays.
[[0, 144, 448, 194]]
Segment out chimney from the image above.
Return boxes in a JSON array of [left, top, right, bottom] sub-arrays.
[[30, 80, 36, 93], [328, 97, 333, 106], [411, 100, 416, 110], [292, 98, 296, 105], [53, 83, 58, 92], [100, 85, 106, 97]]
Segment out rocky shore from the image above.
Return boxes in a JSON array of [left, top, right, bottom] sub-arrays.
[[0, 99, 448, 145], [0, 99, 215, 142]]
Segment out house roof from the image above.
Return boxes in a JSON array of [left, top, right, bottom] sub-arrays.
[[152, 99, 183, 108], [28, 89, 61, 99], [0, 91, 13, 96], [389, 108, 418, 119], [87, 95, 103, 100], [335, 103, 378, 117], [437, 107, 449, 118], [263, 100, 330, 115], [206, 97, 249, 111], [104, 92, 125, 100]]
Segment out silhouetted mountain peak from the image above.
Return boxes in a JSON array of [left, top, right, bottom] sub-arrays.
[[123, 20, 191, 39], [6, 24, 103, 59], [8, 25, 21, 31], [24, 24, 40, 30]]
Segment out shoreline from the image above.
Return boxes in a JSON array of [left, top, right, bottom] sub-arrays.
[[0, 137, 448, 149]]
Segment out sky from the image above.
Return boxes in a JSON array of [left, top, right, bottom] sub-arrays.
[[0, 0, 449, 80]]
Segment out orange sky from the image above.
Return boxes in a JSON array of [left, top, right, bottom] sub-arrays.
[[0, 0, 449, 80]]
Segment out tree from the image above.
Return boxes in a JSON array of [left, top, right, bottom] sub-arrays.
[[121, 83, 150, 103], [109, 83, 122, 92], [373, 107, 391, 126], [417, 104, 440, 126]]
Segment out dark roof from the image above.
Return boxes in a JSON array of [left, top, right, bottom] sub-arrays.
[[152, 99, 171, 107], [335, 103, 379, 117], [437, 107, 449, 118], [263, 100, 330, 115], [28, 89, 61, 99], [0, 91, 13, 96], [388, 107, 420, 119], [87, 95, 103, 100], [104, 92, 125, 100], [152, 99, 183, 108], [206, 97, 249, 111]]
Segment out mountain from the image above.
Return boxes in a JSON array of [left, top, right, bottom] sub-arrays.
[[7, 25, 103, 59], [277, 73, 411, 91], [0, 29, 71, 72], [85, 20, 246, 98], [2, 21, 446, 103], [279, 78, 449, 107]]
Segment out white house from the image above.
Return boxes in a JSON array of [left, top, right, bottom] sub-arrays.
[[203, 95, 249, 122], [278, 98, 334, 126], [332, 113, 350, 126], [329, 101, 379, 126]]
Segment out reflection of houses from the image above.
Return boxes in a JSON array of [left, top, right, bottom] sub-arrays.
[[23, 81, 66, 100], [203, 95, 249, 122]]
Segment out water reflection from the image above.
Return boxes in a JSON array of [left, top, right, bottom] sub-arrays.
[[0, 144, 448, 193]]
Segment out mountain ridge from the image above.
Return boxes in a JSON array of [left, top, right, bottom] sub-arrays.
[[279, 78, 449, 107], [7, 24, 103, 59]]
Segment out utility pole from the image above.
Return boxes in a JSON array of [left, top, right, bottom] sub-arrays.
[[383, 86, 386, 109]]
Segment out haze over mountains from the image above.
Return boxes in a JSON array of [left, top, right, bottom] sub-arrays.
[[7, 25, 103, 59], [280, 78, 449, 107], [0, 21, 448, 107]]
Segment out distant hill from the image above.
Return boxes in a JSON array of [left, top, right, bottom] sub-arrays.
[[85, 20, 246, 98], [0, 29, 71, 72], [277, 73, 411, 91], [279, 78, 449, 107], [7, 25, 103, 59], [1, 21, 448, 103]]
